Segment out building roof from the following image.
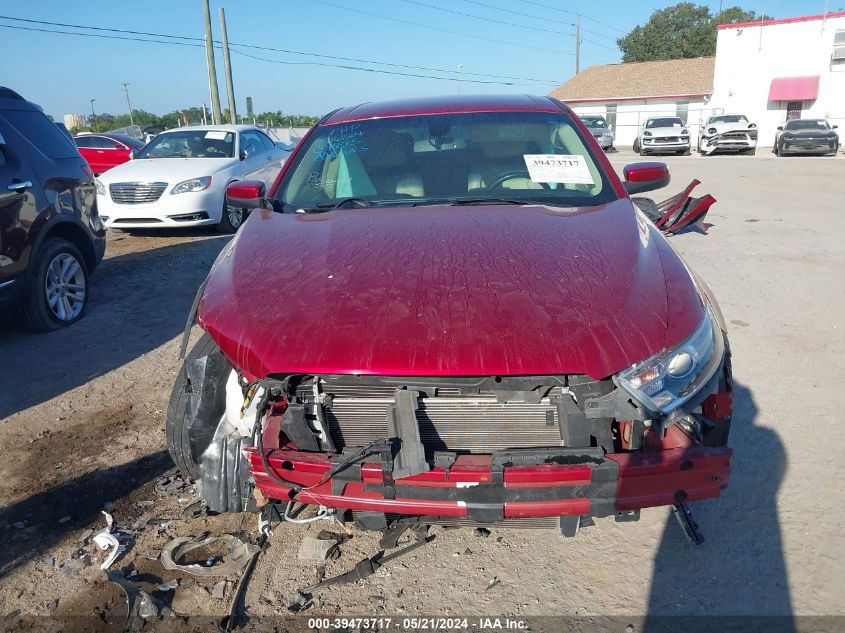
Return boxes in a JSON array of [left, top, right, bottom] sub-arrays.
[[548, 57, 715, 103], [717, 10, 845, 30], [323, 94, 561, 125]]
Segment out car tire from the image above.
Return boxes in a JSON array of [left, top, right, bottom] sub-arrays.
[[632, 138, 640, 153], [14, 237, 89, 333], [216, 198, 247, 234], [774, 144, 781, 156], [826, 143, 838, 157], [165, 332, 229, 479], [681, 147, 691, 156], [743, 147, 756, 156]]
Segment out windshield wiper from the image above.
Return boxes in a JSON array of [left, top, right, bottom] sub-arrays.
[[295, 198, 374, 214], [447, 198, 530, 206]]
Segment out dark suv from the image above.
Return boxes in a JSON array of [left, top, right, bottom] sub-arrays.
[[0, 87, 105, 331]]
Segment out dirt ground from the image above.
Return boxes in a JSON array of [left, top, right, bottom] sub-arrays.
[[1, 153, 843, 630]]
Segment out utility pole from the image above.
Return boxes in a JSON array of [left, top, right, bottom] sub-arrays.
[[89, 99, 96, 127], [575, 15, 581, 74], [457, 64, 463, 95], [219, 8, 237, 124], [202, 0, 222, 125], [121, 83, 134, 126]]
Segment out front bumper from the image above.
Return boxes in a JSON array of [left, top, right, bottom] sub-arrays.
[[96, 187, 224, 229], [642, 138, 690, 153], [245, 439, 731, 522], [780, 139, 838, 154], [700, 134, 758, 153]]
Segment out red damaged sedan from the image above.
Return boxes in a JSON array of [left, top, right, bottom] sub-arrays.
[[167, 95, 732, 539]]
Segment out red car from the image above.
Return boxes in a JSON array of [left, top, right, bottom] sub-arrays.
[[73, 133, 145, 174], [167, 95, 732, 540]]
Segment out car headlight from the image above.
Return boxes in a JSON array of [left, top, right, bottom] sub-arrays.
[[95, 178, 105, 197], [643, 131, 652, 137], [616, 310, 724, 414], [681, 129, 689, 136], [171, 176, 212, 195]]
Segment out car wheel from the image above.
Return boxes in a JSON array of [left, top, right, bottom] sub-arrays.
[[681, 147, 691, 156], [632, 138, 640, 153], [216, 199, 247, 234], [743, 147, 756, 156], [166, 332, 229, 478], [14, 237, 89, 333], [774, 144, 781, 156], [826, 143, 839, 156]]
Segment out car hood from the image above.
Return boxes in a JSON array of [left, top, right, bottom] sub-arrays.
[[645, 127, 686, 137], [708, 121, 753, 133], [97, 157, 235, 183], [198, 200, 704, 379]]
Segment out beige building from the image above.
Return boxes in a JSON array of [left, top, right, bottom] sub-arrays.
[[549, 57, 715, 147], [63, 113, 85, 130]]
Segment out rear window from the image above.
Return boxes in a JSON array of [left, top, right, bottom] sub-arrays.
[[1, 109, 80, 159]]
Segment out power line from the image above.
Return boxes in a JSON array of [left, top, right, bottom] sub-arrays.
[[230, 49, 545, 85], [309, 0, 573, 54], [457, 0, 618, 42], [0, 21, 558, 87], [0, 14, 560, 85], [516, 0, 626, 33], [397, 0, 574, 37]]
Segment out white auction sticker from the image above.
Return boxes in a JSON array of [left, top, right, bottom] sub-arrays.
[[205, 130, 229, 140], [523, 154, 595, 185]]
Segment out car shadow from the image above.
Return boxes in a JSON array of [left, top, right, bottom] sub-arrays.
[[0, 235, 229, 419], [644, 379, 793, 630], [0, 450, 171, 578]]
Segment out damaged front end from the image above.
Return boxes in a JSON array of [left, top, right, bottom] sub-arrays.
[[170, 322, 733, 534]]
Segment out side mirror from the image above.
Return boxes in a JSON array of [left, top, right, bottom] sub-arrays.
[[240, 142, 256, 160], [833, 125, 839, 129], [129, 147, 139, 159], [623, 162, 670, 195], [777, 126, 784, 131], [226, 180, 267, 209]]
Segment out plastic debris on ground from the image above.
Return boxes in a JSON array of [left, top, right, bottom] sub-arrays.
[[298, 536, 338, 562], [212, 580, 229, 600], [160, 533, 259, 577]]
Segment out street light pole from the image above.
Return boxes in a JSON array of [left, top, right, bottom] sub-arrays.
[[121, 83, 134, 126], [457, 64, 463, 95], [90, 99, 96, 127]]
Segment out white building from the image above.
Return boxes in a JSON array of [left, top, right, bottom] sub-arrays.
[[549, 57, 715, 148], [710, 11, 845, 145], [63, 113, 85, 130]]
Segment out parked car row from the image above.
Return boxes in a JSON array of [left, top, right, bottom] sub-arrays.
[[614, 113, 839, 157], [1, 86, 294, 332]]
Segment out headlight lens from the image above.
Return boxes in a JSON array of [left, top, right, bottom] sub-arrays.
[[95, 178, 105, 196], [681, 129, 689, 136], [171, 176, 212, 195], [643, 131, 652, 137], [616, 310, 724, 413], [707, 127, 717, 134]]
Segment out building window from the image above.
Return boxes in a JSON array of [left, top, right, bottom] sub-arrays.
[[834, 30, 845, 63], [676, 101, 689, 125], [605, 104, 617, 130]]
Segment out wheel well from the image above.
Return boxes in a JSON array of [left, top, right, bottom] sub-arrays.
[[42, 222, 98, 274]]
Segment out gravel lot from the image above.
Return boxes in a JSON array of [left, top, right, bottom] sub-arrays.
[[1, 152, 843, 628]]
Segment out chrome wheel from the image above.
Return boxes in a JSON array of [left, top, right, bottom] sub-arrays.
[[45, 252, 86, 322], [226, 204, 244, 229]]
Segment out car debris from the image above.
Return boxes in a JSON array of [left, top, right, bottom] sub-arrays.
[[212, 580, 229, 600], [160, 533, 259, 577], [93, 532, 123, 570], [633, 179, 717, 235], [298, 535, 338, 562], [292, 534, 435, 610], [219, 517, 270, 632], [106, 570, 158, 630], [157, 579, 179, 592], [155, 473, 189, 497], [130, 513, 151, 531]]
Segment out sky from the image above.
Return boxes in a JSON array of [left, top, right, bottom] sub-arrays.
[[0, 0, 833, 121]]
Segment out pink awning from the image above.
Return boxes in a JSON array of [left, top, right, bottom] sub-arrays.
[[768, 76, 820, 101]]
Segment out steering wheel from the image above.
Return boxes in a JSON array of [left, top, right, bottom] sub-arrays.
[[488, 170, 550, 190]]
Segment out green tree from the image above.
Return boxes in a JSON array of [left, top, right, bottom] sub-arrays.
[[617, 3, 768, 62]]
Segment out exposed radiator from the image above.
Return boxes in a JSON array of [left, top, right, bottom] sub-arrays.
[[315, 386, 565, 454]]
